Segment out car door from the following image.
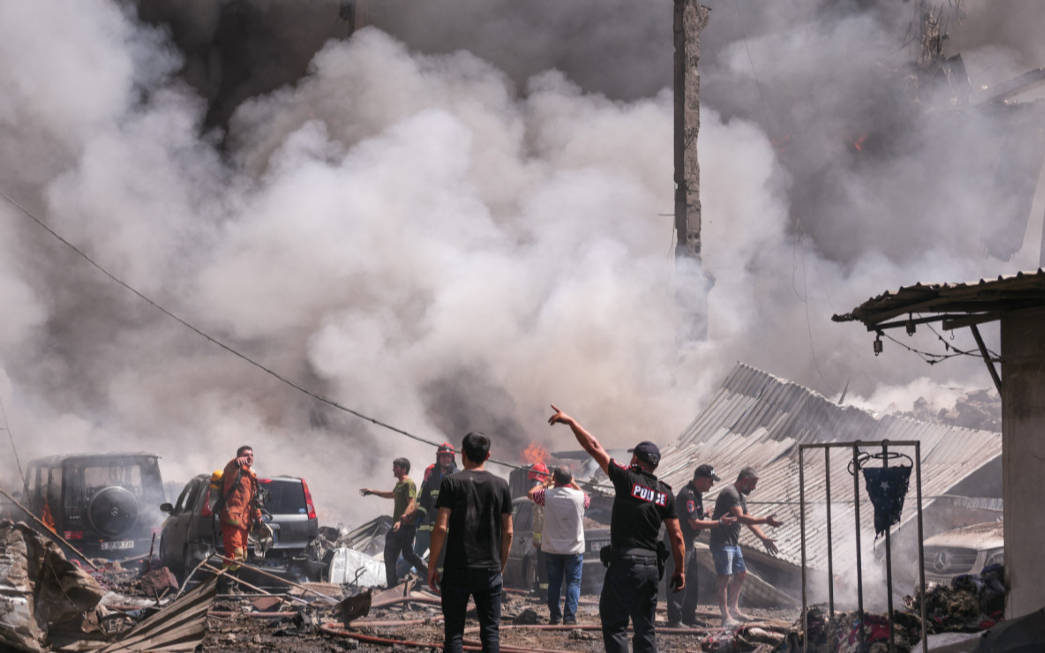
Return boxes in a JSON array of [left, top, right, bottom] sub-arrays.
[[163, 478, 201, 567]]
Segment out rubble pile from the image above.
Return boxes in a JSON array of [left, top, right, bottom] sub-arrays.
[[900, 390, 1001, 432], [777, 605, 923, 653], [907, 564, 1005, 633]]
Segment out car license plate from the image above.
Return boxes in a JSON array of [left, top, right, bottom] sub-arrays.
[[100, 540, 135, 551], [589, 540, 610, 552]]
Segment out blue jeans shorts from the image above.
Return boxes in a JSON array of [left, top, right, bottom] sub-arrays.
[[712, 545, 746, 576]]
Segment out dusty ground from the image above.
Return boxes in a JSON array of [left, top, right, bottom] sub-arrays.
[[199, 588, 800, 653]]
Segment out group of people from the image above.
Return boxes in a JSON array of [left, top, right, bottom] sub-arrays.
[[222, 404, 784, 653]]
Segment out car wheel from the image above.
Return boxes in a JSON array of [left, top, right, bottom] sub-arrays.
[[87, 486, 139, 537]]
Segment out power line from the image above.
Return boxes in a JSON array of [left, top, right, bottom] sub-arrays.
[[0, 192, 538, 476]]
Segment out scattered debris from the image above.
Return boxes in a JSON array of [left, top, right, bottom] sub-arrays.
[[908, 565, 1005, 633]]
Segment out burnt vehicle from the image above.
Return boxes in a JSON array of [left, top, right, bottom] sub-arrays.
[[21, 453, 166, 559], [504, 496, 611, 595], [923, 521, 1004, 584], [159, 473, 322, 580]]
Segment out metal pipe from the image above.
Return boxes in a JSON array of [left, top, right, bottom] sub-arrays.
[[852, 443, 865, 648], [883, 441, 895, 653], [916, 440, 928, 653], [214, 554, 338, 603], [799, 446, 808, 653], [201, 562, 310, 605], [825, 447, 835, 616]]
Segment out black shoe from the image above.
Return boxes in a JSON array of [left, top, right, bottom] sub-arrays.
[[549, 617, 562, 625], [682, 618, 708, 628], [666, 619, 681, 628], [563, 616, 577, 625]]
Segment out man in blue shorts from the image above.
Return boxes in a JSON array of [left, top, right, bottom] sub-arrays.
[[709, 467, 783, 627]]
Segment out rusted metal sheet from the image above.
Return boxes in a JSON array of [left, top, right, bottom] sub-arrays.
[[92, 577, 217, 653]]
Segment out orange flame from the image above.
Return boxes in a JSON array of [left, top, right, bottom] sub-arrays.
[[853, 135, 867, 152], [521, 442, 548, 466], [41, 501, 56, 533]]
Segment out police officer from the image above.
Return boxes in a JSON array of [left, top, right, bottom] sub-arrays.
[[549, 405, 685, 653], [664, 464, 736, 627]]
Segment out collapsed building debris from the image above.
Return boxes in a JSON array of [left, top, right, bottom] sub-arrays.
[[0, 520, 106, 653], [907, 565, 1005, 634]]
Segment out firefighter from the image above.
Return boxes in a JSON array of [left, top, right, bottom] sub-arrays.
[[413, 442, 458, 571], [528, 462, 550, 599], [217, 445, 262, 593]]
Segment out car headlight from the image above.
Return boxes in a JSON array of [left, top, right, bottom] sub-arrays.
[[983, 548, 1004, 568]]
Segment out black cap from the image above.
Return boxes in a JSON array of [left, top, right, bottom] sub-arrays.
[[628, 441, 661, 467], [694, 464, 720, 481]]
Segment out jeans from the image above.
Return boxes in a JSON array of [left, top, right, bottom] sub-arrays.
[[711, 544, 746, 576], [545, 553, 583, 621], [601, 553, 660, 653], [665, 547, 700, 623], [384, 525, 428, 587], [441, 567, 503, 653]]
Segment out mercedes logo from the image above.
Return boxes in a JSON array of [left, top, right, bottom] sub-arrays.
[[933, 551, 949, 572], [111, 507, 120, 517]]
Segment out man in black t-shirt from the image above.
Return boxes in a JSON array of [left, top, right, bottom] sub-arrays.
[[664, 464, 736, 627], [709, 466, 783, 627], [427, 432, 513, 653], [549, 405, 685, 653]]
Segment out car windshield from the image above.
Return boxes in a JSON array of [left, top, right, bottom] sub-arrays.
[[260, 480, 306, 515]]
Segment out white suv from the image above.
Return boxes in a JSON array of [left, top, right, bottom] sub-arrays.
[[922, 521, 1003, 584]]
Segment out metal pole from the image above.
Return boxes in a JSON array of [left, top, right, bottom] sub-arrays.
[[883, 441, 895, 653], [825, 447, 835, 616], [852, 443, 865, 648], [800, 446, 808, 653], [916, 441, 928, 653]]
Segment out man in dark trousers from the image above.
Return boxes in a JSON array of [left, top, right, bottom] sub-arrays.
[[413, 442, 457, 570], [710, 466, 783, 626], [548, 405, 685, 653], [664, 464, 736, 627], [427, 432, 514, 653], [360, 457, 428, 588]]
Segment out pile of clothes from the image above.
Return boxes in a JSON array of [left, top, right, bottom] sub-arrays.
[[775, 605, 922, 653], [906, 564, 1005, 633]]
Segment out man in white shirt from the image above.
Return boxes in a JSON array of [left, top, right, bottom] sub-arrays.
[[528, 465, 591, 625]]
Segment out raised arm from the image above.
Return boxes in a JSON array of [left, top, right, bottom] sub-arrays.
[[500, 512, 513, 575], [359, 488, 396, 499], [548, 405, 611, 475]]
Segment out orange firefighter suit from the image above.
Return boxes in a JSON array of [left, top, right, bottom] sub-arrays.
[[219, 457, 261, 571]]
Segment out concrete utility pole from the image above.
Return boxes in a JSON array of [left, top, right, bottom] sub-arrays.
[[673, 0, 711, 343]]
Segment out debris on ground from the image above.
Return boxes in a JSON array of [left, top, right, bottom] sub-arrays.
[[907, 565, 1005, 633]]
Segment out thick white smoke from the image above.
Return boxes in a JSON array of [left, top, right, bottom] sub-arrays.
[[0, 0, 1039, 524]]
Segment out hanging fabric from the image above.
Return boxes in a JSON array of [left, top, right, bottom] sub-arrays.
[[862, 465, 912, 540]]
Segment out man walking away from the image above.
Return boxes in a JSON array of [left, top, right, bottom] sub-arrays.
[[414, 442, 458, 569], [360, 457, 428, 588], [665, 464, 736, 627], [709, 466, 783, 626], [218, 446, 262, 594], [427, 432, 513, 653], [548, 405, 685, 653], [528, 465, 590, 625]]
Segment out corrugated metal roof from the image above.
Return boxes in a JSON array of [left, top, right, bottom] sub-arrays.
[[598, 363, 1002, 572], [833, 268, 1045, 327]]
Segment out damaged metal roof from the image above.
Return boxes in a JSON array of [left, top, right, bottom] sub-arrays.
[[832, 268, 1045, 328], [637, 363, 1002, 572]]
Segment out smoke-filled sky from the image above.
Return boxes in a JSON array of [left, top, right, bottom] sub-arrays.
[[1, 0, 1042, 524]]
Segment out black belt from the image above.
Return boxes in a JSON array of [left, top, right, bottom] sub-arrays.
[[617, 547, 657, 559]]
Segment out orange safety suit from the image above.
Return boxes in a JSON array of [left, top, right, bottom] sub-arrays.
[[219, 457, 261, 570]]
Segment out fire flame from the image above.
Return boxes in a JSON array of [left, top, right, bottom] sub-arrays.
[[42, 501, 56, 533], [521, 442, 548, 466], [853, 135, 867, 152]]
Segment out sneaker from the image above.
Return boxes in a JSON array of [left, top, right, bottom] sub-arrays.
[[563, 616, 577, 625], [549, 617, 562, 625]]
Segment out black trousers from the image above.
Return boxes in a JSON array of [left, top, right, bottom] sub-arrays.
[[665, 547, 700, 623], [441, 567, 503, 653], [601, 553, 660, 653], [384, 525, 428, 587]]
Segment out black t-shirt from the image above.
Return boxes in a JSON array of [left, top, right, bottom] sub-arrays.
[[675, 481, 705, 547], [709, 484, 747, 548], [435, 469, 513, 571], [606, 459, 677, 552]]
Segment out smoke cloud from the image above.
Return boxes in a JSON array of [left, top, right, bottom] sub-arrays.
[[0, 0, 1039, 524]]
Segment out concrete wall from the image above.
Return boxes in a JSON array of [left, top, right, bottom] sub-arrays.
[[1000, 307, 1045, 618]]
